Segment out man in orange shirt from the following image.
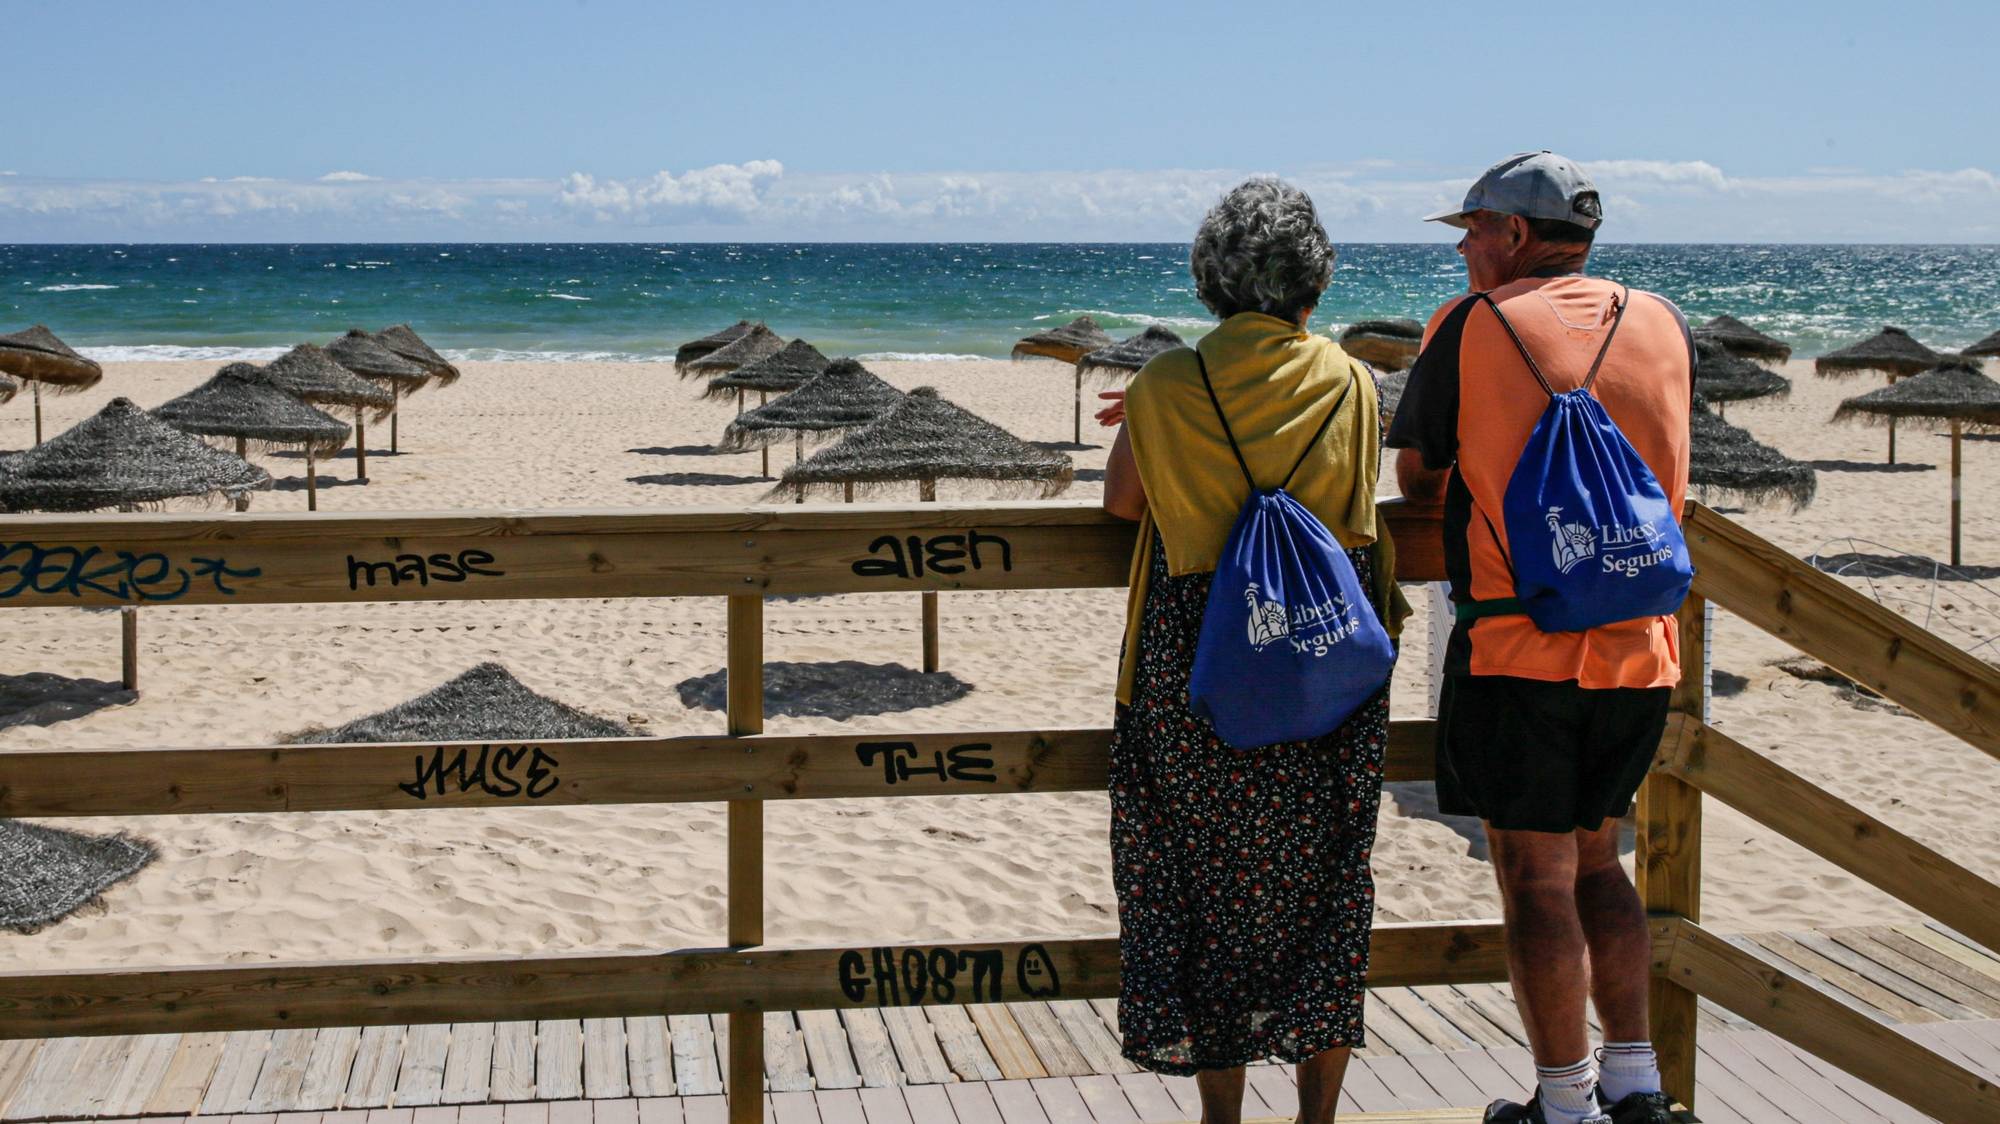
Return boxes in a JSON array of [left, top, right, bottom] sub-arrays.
[[1388, 153, 1692, 1124]]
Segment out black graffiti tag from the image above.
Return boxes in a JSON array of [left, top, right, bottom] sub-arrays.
[[850, 530, 1013, 580], [398, 744, 562, 801], [0, 541, 259, 602], [855, 741, 997, 786], [347, 549, 504, 592], [836, 943, 1059, 1006]]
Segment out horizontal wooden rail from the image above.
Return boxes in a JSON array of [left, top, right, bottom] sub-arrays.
[[0, 499, 1445, 608], [1655, 714, 2000, 951], [0, 920, 1507, 1039], [1683, 503, 2000, 759], [0, 721, 1437, 818], [1653, 916, 2000, 1123]]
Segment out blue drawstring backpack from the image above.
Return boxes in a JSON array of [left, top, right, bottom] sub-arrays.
[[1460, 286, 1693, 634], [1187, 353, 1397, 749]]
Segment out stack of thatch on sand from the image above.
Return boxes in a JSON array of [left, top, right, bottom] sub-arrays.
[[327, 328, 430, 458], [1834, 358, 2000, 565], [1339, 319, 1425, 371], [1073, 326, 1188, 443], [152, 363, 351, 510], [0, 325, 105, 445], [0, 397, 270, 692], [294, 662, 631, 743], [1695, 339, 1790, 417], [1695, 315, 1793, 364], [719, 358, 906, 489], [776, 386, 1073, 672], [683, 323, 785, 382], [0, 819, 153, 933], [1816, 326, 1942, 463], [260, 344, 396, 484], [1689, 392, 1816, 512], [675, 320, 759, 374]]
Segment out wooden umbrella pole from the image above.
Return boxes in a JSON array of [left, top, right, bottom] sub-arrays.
[[354, 409, 369, 482], [844, 480, 854, 504], [390, 385, 400, 455], [760, 392, 770, 479], [1887, 374, 1899, 464], [32, 381, 43, 446], [121, 606, 138, 693], [1073, 368, 1083, 445], [920, 477, 939, 673], [1952, 419, 1963, 568], [306, 449, 319, 511], [234, 437, 250, 512]]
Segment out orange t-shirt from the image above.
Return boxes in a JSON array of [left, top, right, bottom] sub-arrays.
[[1386, 274, 1694, 688]]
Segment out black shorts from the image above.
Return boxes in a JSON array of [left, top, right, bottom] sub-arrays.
[[1435, 673, 1673, 834]]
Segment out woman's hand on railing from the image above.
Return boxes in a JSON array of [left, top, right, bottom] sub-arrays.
[[1095, 390, 1126, 428]]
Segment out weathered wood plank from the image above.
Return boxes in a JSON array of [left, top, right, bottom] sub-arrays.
[[1027, 1077, 1094, 1123], [1749, 932, 1940, 1023], [667, 1015, 722, 1097], [836, 1008, 902, 1088], [812, 1087, 867, 1124], [966, 1006, 1047, 1081], [860, 1085, 921, 1124], [534, 1019, 583, 1099], [924, 1005, 1001, 1083], [1363, 996, 1436, 1057], [394, 1023, 453, 1106], [245, 1027, 319, 1111], [489, 1021, 536, 1102], [1403, 1052, 1486, 1108], [985, 1079, 1052, 1124], [1005, 1003, 1092, 1078], [1789, 929, 1983, 1020], [625, 1015, 674, 1098], [96, 1032, 181, 1116], [440, 1021, 495, 1104], [581, 1017, 631, 1099], [1043, 1000, 1134, 1076], [1241, 1067, 1297, 1119], [1408, 986, 1515, 1049], [344, 1025, 407, 1108], [0, 1040, 38, 1118], [1726, 1030, 1894, 1124], [143, 1030, 228, 1113], [1860, 926, 2000, 1008], [294, 1025, 362, 1110], [796, 1009, 861, 1090], [878, 1006, 954, 1085], [763, 1012, 812, 1093], [4, 1035, 85, 1121], [199, 1029, 275, 1114], [1110, 1072, 1184, 1123], [1373, 988, 1475, 1052]]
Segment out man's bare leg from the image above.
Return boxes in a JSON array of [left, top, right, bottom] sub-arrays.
[[1573, 820, 1651, 1043], [1295, 1045, 1351, 1123], [1486, 824, 1592, 1065], [1195, 1066, 1245, 1124]]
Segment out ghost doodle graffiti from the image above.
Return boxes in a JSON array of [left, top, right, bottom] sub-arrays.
[[837, 942, 1062, 1006]]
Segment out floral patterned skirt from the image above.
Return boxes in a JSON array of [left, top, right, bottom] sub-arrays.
[[1110, 531, 1390, 1075]]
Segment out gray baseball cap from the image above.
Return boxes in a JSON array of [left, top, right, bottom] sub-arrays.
[[1424, 151, 1601, 230]]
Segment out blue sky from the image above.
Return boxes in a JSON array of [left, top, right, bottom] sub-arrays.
[[5, 1, 1997, 242]]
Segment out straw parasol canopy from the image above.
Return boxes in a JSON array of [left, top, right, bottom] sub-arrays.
[[719, 358, 906, 452], [326, 329, 430, 390], [1694, 315, 1793, 364], [293, 661, 631, 743], [0, 325, 104, 392], [1688, 393, 1815, 510], [0, 819, 153, 932], [701, 339, 831, 402], [675, 320, 758, 373], [1695, 339, 1790, 405], [375, 324, 460, 387], [0, 397, 271, 513], [1964, 328, 2000, 359], [1815, 326, 1940, 379], [1012, 316, 1113, 365], [1834, 359, 2000, 566], [683, 323, 786, 380], [262, 344, 396, 416], [1339, 318, 1425, 372], [773, 387, 1074, 500], [0, 372, 16, 406], [152, 363, 352, 457], [1077, 326, 1188, 381]]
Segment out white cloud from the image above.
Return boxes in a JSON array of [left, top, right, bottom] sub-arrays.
[[558, 160, 784, 222], [1588, 160, 1731, 191], [319, 170, 379, 182]]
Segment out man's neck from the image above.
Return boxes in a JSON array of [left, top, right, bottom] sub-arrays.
[[1505, 246, 1590, 284]]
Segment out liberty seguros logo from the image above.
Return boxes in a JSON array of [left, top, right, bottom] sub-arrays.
[[1545, 506, 1676, 579], [1243, 581, 1361, 657]]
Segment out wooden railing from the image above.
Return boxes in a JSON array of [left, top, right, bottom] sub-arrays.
[[0, 500, 1994, 1122]]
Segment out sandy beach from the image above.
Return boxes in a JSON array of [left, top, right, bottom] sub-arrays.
[[3, 354, 1996, 973]]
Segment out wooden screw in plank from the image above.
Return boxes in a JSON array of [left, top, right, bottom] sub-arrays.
[[354, 409, 369, 482], [920, 478, 939, 673], [1636, 593, 1706, 1109], [725, 593, 765, 1124]]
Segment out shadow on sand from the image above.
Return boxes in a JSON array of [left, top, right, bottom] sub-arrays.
[[1810, 552, 2000, 581], [1383, 781, 1638, 863], [1033, 440, 1104, 453], [629, 471, 769, 487], [271, 474, 369, 493], [1808, 459, 1934, 474], [631, 444, 729, 457], [0, 673, 137, 731], [675, 660, 972, 720]]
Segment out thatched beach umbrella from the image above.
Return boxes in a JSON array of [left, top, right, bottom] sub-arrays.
[[328, 328, 430, 456], [376, 324, 460, 387], [719, 358, 905, 492], [683, 323, 785, 382], [0, 819, 153, 933], [0, 397, 270, 691], [152, 362, 351, 511], [1339, 318, 1425, 372], [775, 387, 1073, 672], [1695, 315, 1793, 364], [703, 339, 832, 477], [1073, 326, 1188, 443], [675, 320, 758, 374], [1816, 326, 1942, 464], [1012, 316, 1113, 365], [262, 344, 395, 484], [1834, 359, 2000, 566], [1689, 393, 1816, 512], [294, 661, 631, 743], [1695, 339, 1790, 417], [0, 325, 105, 446], [1964, 328, 2000, 360]]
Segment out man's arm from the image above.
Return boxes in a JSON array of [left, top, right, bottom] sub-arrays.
[[1384, 296, 1476, 503], [1397, 447, 1448, 505]]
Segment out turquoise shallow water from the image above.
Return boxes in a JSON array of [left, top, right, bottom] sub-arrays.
[[4, 243, 1997, 362]]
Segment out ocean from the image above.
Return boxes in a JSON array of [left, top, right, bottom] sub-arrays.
[[4, 243, 1997, 363]]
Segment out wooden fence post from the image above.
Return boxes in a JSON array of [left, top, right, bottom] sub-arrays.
[[725, 594, 765, 1124], [1637, 594, 1705, 1109]]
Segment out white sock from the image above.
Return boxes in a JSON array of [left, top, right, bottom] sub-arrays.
[[1598, 1041, 1662, 1102], [1535, 1057, 1601, 1124]]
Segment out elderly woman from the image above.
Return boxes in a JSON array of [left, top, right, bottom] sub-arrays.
[[1101, 178, 1404, 1124]]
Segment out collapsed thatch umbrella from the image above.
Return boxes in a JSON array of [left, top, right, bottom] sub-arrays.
[[1339, 318, 1425, 372], [1834, 359, 2000, 566], [1689, 393, 1816, 512], [0, 326, 106, 446], [152, 363, 351, 510], [683, 323, 785, 382], [294, 661, 631, 744], [262, 344, 395, 484], [1073, 326, 1188, 444], [1695, 339, 1790, 417], [774, 387, 1074, 672], [1964, 328, 2000, 359], [1012, 316, 1113, 365], [1695, 315, 1793, 364], [702, 339, 833, 477], [718, 359, 905, 496], [328, 328, 430, 456], [376, 324, 460, 387], [0, 397, 271, 692], [0, 819, 153, 933], [1815, 326, 1942, 464], [675, 320, 758, 374]]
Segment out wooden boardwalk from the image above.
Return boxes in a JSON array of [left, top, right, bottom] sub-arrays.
[[3, 923, 1996, 1122]]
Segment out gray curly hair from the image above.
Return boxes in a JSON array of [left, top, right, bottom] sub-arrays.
[[1189, 178, 1335, 323]]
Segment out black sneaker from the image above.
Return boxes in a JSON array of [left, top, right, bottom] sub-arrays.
[[1598, 1089, 1675, 1124], [1484, 1092, 1613, 1124]]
